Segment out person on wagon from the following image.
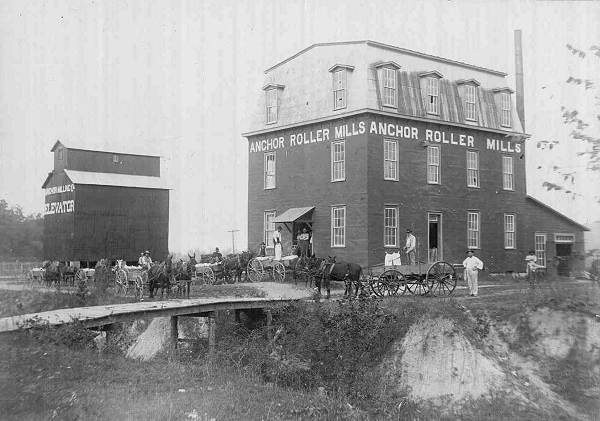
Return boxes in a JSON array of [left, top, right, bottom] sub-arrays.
[[273, 226, 283, 260], [403, 229, 416, 265], [212, 247, 223, 262], [139, 251, 153, 270]]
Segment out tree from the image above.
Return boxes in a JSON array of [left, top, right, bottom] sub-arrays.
[[0, 199, 44, 260], [537, 43, 600, 202]]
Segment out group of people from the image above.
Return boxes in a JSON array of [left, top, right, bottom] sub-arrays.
[[385, 229, 417, 266], [256, 225, 313, 260]]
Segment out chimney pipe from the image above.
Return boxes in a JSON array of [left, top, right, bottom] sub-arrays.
[[514, 29, 525, 131]]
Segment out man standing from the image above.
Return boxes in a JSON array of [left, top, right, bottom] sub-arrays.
[[403, 229, 416, 265], [273, 226, 283, 260], [139, 251, 152, 269], [462, 250, 484, 297], [297, 227, 310, 258]]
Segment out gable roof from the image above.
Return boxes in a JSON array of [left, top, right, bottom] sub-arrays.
[[265, 40, 507, 76], [50, 140, 160, 158], [526, 195, 589, 231]]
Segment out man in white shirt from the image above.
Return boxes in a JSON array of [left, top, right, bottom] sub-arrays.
[[404, 229, 416, 265], [272, 226, 283, 260], [462, 250, 484, 297]]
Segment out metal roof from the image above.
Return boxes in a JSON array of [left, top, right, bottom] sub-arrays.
[[273, 207, 315, 223], [50, 140, 161, 158], [64, 169, 169, 190], [526, 196, 589, 231]]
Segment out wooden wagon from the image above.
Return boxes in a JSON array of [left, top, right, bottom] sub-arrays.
[[113, 265, 144, 298], [364, 261, 457, 297], [246, 256, 286, 282]]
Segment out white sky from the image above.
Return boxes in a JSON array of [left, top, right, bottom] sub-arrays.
[[1, 0, 599, 254]]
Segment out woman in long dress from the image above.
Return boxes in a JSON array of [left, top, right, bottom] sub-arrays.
[[273, 226, 283, 260]]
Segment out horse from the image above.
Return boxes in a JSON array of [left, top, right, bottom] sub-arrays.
[[220, 251, 255, 283], [42, 261, 61, 287], [169, 254, 196, 298], [295, 256, 325, 288], [148, 261, 170, 299], [317, 256, 363, 299]]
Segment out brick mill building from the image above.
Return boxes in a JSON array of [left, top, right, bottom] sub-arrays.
[[42, 141, 169, 266], [243, 40, 587, 274]]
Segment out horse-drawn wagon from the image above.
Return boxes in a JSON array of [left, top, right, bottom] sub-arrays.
[[364, 260, 457, 297], [113, 263, 144, 298]]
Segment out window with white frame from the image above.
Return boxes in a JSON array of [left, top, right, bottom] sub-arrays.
[[535, 233, 547, 267], [504, 214, 516, 249], [426, 77, 439, 115], [501, 92, 511, 127], [331, 206, 346, 247], [384, 207, 398, 247], [427, 146, 440, 184], [502, 156, 514, 190], [331, 140, 346, 182], [264, 152, 276, 189], [333, 69, 347, 110], [466, 150, 479, 187], [384, 139, 398, 180], [266, 88, 278, 124], [382, 68, 397, 107], [465, 84, 477, 121], [264, 211, 276, 248], [467, 212, 480, 249]]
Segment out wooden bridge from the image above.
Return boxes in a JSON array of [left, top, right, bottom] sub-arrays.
[[0, 295, 306, 350]]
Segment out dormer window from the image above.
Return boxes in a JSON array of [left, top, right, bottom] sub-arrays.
[[419, 71, 443, 116], [329, 64, 354, 111], [374, 61, 401, 108], [493, 87, 514, 128], [457, 79, 480, 122], [263, 83, 284, 124]]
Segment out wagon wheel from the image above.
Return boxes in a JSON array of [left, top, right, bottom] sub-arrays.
[[405, 275, 430, 296], [426, 261, 457, 296], [378, 270, 405, 296], [247, 258, 264, 282], [272, 261, 286, 283], [114, 268, 128, 295], [200, 268, 216, 285]]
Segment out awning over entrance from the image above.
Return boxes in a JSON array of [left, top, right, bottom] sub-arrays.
[[273, 207, 314, 223]]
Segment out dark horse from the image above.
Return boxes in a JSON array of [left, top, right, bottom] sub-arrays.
[[148, 261, 170, 299], [221, 251, 255, 283], [169, 254, 196, 298], [317, 256, 363, 299]]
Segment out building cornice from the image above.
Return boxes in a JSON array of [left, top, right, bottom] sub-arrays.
[[328, 64, 355, 72], [242, 108, 529, 139]]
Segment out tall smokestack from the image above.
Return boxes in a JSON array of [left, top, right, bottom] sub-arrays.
[[514, 29, 525, 131]]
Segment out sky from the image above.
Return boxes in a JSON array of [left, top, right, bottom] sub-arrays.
[[1, 0, 599, 254]]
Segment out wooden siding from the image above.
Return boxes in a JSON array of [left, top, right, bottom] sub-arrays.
[[60, 149, 160, 177]]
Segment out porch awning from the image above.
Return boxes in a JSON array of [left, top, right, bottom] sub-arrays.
[[272, 207, 315, 223]]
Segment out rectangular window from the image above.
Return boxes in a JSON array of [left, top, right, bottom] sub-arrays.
[[504, 214, 516, 249], [467, 211, 480, 249], [535, 233, 547, 267], [427, 146, 440, 184], [382, 68, 397, 107], [266, 89, 278, 124], [331, 206, 346, 247], [426, 77, 439, 115], [384, 139, 398, 180], [333, 69, 346, 110], [384, 207, 398, 247], [264, 211, 276, 248], [465, 84, 477, 121], [554, 233, 575, 243], [57, 149, 63, 160], [331, 140, 346, 182], [264, 152, 276, 189], [501, 92, 511, 127], [112, 154, 119, 163], [466, 150, 479, 187], [502, 156, 514, 190]]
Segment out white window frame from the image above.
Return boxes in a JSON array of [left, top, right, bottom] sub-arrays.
[[384, 206, 398, 247], [502, 156, 514, 191], [331, 206, 346, 247], [382, 67, 397, 107], [554, 233, 575, 243], [535, 233, 547, 267], [333, 69, 347, 110], [466, 150, 480, 188], [467, 211, 480, 249], [427, 146, 440, 184], [331, 140, 346, 182], [384, 139, 398, 181], [266, 88, 278, 124], [264, 211, 276, 249], [465, 84, 477, 121], [264, 152, 276, 189], [504, 214, 516, 249], [426, 77, 439, 115], [112, 154, 119, 163], [501, 92, 511, 127]]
